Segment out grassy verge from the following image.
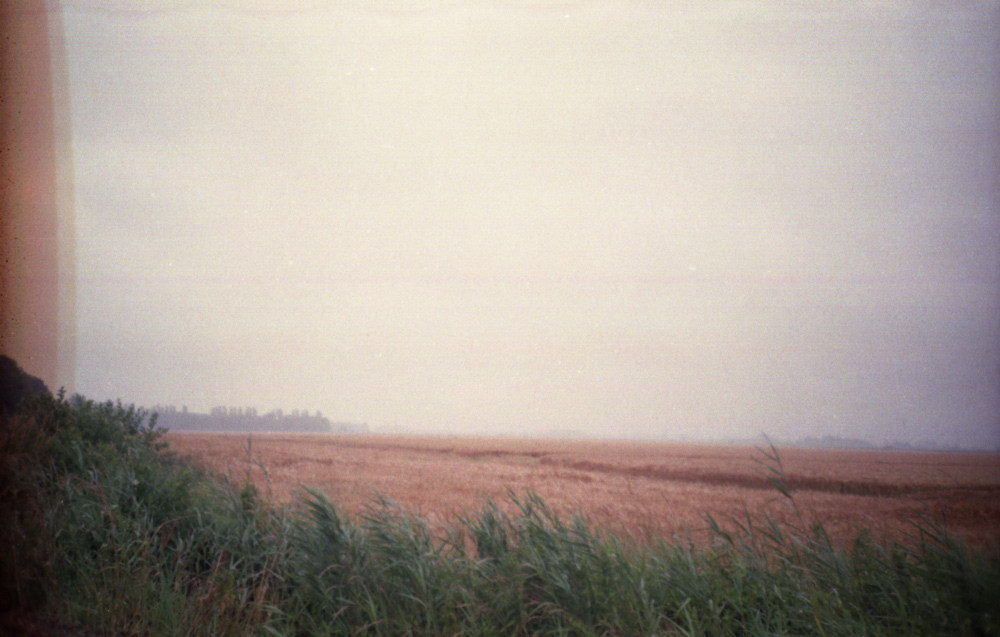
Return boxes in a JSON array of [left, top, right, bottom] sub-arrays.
[[2, 393, 998, 635]]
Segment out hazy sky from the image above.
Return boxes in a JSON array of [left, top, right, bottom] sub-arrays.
[[61, 1, 999, 448]]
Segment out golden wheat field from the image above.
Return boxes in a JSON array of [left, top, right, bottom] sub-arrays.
[[164, 432, 1000, 550]]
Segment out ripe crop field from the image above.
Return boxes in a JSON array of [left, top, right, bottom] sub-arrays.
[[165, 432, 1000, 549]]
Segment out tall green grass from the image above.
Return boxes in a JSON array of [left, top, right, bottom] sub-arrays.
[[3, 393, 998, 635]]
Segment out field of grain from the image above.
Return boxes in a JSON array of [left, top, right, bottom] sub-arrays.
[[165, 432, 1000, 549]]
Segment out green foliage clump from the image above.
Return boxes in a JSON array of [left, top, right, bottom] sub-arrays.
[[1, 393, 287, 635], [280, 486, 1000, 636], [3, 393, 999, 636]]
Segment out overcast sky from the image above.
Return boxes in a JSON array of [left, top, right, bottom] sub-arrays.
[[60, 0, 999, 448]]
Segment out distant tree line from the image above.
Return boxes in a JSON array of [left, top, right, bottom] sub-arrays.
[[151, 404, 368, 434], [791, 434, 975, 453]]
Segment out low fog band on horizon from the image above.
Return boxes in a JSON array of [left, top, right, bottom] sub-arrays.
[[2, 1, 999, 449]]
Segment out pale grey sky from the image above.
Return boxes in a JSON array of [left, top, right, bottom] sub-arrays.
[[62, 1, 999, 448]]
